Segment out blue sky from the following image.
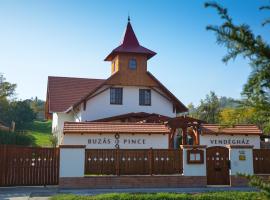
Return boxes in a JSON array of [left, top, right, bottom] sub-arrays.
[[0, 0, 269, 106]]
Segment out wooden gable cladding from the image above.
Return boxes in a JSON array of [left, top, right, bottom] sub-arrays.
[[107, 54, 158, 87]]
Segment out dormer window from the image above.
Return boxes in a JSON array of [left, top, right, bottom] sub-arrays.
[[129, 59, 137, 70]]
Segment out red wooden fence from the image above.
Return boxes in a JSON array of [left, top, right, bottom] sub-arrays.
[[253, 149, 270, 174], [85, 149, 183, 175], [0, 145, 59, 186]]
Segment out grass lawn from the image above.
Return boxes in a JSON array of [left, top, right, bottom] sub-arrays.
[[0, 120, 52, 147], [28, 120, 52, 147], [51, 192, 262, 200]]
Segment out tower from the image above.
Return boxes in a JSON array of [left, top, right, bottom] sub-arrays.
[[105, 18, 156, 77]]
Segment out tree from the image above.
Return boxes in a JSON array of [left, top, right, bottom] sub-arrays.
[[0, 73, 16, 100], [0, 74, 36, 130], [196, 91, 220, 123], [219, 107, 255, 125], [205, 2, 270, 133], [8, 101, 36, 129]]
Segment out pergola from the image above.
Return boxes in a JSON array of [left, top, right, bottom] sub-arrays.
[[166, 116, 205, 148]]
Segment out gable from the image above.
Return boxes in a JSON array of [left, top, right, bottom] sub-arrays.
[[69, 71, 187, 114]]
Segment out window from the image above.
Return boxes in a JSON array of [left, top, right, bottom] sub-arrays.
[[129, 58, 137, 70], [187, 149, 204, 164], [110, 88, 123, 105], [139, 89, 151, 106]]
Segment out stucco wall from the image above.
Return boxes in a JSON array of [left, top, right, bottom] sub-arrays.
[[62, 133, 169, 149], [229, 148, 254, 175], [52, 112, 74, 145], [79, 86, 176, 121], [200, 134, 260, 149], [60, 148, 85, 177], [182, 147, 206, 176]]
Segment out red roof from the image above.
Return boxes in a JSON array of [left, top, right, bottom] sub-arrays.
[[92, 112, 172, 123], [104, 21, 156, 61], [47, 76, 105, 112], [201, 124, 262, 135], [64, 122, 170, 134]]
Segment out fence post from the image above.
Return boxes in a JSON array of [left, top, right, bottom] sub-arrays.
[[3, 144, 7, 186], [116, 148, 120, 176], [179, 148, 183, 173], [149, 148, 153, 175]]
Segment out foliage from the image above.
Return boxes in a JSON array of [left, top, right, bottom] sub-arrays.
[[189, 91, 241, 124], [0, 121, 52, 147], [7, 100, 36, 129], [219, 107, 256, 125], [50, 135, 58, 148], [195, 91, 220, 123], [51, 192, 261, 200], [26, 97, 45, 120], [205, 1, 270, 133], [240, 174, 270, 199], [0, 74, 37, 130], [0, 130, 35, 146], [0, 73, 16, 100]]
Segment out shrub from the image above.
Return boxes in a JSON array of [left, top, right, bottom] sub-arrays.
[[0, 130, 35, 146]]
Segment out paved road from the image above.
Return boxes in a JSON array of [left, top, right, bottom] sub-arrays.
[[0, 186, 258, 200]]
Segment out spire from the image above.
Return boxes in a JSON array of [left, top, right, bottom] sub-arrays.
[[104, 19, 156, 61], [121, 18, 140, 47]]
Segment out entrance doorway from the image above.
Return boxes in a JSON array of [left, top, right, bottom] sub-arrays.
[[206, 146, 230, 185]]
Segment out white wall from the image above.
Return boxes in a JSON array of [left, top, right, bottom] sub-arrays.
[[182, 147, 206, 176], [62, 133, 169, 149], [52, 113, 58, 134], [229, 148, 254, 175], [60, 148, 85, 177], [79, 86, 176, 121], [52, 112, 75, 145], [200, 134, 260, 149]]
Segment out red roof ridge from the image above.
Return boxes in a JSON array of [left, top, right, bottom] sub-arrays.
[[64, 121, 166, 125], [201, 123, 262, 135], [48, 76, 105, 81], [202, 124, 259, 127]]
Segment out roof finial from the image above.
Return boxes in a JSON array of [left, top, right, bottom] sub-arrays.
[[128, 14, 130, 22]]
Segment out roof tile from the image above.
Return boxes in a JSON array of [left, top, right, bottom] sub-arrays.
[[47, 76, 105, 112], [201, 124, 262, 135], [64, 122, 170, 134]]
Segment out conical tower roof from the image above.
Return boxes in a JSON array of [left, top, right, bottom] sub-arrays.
[[105, 19, 156, 61]]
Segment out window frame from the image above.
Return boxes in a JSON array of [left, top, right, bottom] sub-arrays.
[[110, 87, 123, 105], [128, 58, 137, 70], [139, 89, 151, 106]]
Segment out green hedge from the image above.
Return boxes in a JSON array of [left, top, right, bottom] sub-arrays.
[[0, 130, 35, 146], [51, 192, 261, 200]]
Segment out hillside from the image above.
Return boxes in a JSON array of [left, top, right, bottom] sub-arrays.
[[0, 120, 52, 147], [27, 120, 52, 147]]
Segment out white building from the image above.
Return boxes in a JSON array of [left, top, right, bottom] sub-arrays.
[[46, 19, 188, 145], [45, 19, 262, 149]]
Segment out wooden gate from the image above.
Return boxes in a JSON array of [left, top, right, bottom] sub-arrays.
[[253, 149, 270, 174], [85, 149, 183, 175], [0, 145, 59, 186], [206, 146, 230, 185]]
